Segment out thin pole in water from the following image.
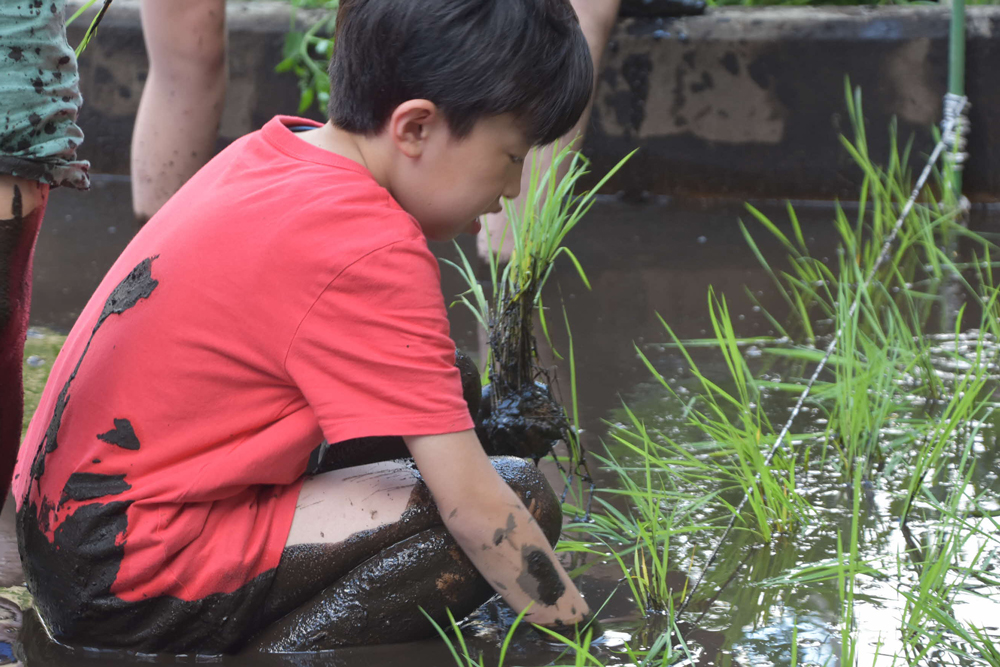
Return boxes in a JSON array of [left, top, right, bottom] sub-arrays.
[[946, 0, 966, 199], [940, 0, 970, 334]]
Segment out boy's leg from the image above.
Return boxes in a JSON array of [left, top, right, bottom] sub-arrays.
[[0, 177, 48, 507], [248, 456, 562, 652], [131, 0, 227, 224]]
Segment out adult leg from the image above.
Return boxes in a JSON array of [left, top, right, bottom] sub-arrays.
[[0, 177, 48, 507], [247, 456, 563, 652], [477, 0, 622, 258], [131, 0, 227, 225]]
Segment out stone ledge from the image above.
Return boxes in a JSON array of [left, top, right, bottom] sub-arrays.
[[67, 1, 1000, 200], [589, 6, 1000, 201]]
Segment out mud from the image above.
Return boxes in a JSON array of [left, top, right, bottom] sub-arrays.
[[29, 257, 158, 485], [16, 496, 277, 653], [96, 418, 141, 450], [516, 547, 566, 607], [251, 526, 497, 653], [454, 349, 482, 418], [58, 472, 130, 503], [477, 382, 568, 461], [251, 456, 563, 652]]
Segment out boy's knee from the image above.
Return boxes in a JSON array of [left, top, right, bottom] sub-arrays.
[[491, 456, 563, 547]]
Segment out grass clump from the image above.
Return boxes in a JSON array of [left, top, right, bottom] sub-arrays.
[[21, 328, 67, 439]]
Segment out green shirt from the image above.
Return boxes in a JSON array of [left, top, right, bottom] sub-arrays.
[[0, 0, 90, 189]]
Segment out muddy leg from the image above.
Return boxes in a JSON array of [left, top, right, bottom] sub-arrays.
[[246, 456, 561, 651], [0, 177, 47, 512], [253, 526, 493, 652]]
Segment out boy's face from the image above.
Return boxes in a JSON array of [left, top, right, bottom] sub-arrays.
[[391, 112, 531, 242]]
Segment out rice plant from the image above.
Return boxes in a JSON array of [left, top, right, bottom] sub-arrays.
[[446, 143, 633, 465], [425, 603, 697, 667], [66, 0, 114, 57], [559, 80, 1000, 666]]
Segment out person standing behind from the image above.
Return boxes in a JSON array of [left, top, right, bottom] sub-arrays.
[[0, 0, 90, 512], [479, 0, 622, 257], [130, 0, 227, 226], [130, 0, 621, 229]]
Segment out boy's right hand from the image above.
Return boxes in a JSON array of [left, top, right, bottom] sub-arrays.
[[404, 429, 590, 628]]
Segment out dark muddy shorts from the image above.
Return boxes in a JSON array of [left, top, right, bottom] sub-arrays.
[[0, 0, 90, 189]]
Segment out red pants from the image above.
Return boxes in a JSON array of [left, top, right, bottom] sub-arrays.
[[0, 185, 47, 510]]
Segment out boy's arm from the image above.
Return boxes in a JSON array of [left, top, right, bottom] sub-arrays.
[[405, 430, 589, 627]]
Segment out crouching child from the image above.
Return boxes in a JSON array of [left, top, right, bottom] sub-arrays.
[[13, 0, 596, 653]]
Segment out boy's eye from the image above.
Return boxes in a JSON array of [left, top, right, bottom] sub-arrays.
[[509, 154, 525, 165]]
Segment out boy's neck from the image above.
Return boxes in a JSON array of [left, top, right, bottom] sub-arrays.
[[294, 122, 391, 190]]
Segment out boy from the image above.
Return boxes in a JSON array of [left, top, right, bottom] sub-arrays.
[[13, 0, 596, 653]]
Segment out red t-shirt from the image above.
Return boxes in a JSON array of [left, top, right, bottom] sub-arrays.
[[13, 116, 475, 603]]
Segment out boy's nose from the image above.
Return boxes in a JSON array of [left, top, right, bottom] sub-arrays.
[[504, 177, 522, 201]]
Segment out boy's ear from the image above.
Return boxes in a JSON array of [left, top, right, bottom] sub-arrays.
[[388, 100, 440, 159]]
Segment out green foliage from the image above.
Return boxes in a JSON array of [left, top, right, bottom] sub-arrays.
[[425, 604, 695, 667], [22, 329, 67, 439], [65, 0, 114, 57], [447, 143, 634, 396], [274, 0, 339, 115]]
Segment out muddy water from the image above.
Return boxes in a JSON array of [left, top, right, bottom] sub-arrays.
[[16, 181, 1000, 665]]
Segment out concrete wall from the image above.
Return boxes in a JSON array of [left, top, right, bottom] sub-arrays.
[[590, 7, 1000, 201], [67, 1, 1000, 201]]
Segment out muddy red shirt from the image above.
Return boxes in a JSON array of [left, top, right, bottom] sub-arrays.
[[13, 116, 474, 603]]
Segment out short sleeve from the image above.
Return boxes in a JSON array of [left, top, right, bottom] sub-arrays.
[[285, 237, 475, 444]]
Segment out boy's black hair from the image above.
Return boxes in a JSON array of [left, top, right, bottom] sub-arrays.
[[328, 0, 594, 147]]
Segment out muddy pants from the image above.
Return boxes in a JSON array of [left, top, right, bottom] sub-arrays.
[[0, 0, 89, 506]]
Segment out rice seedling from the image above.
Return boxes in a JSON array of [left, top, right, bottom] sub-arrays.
[[423, 606, 531, 667], [556, 80, 1000, 667], [635, 291, 812, 542], [425, 601, 696, 667], [446, 143, 633, 466], [65, 0, 114, 57], [565, 412, 718, 616]]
